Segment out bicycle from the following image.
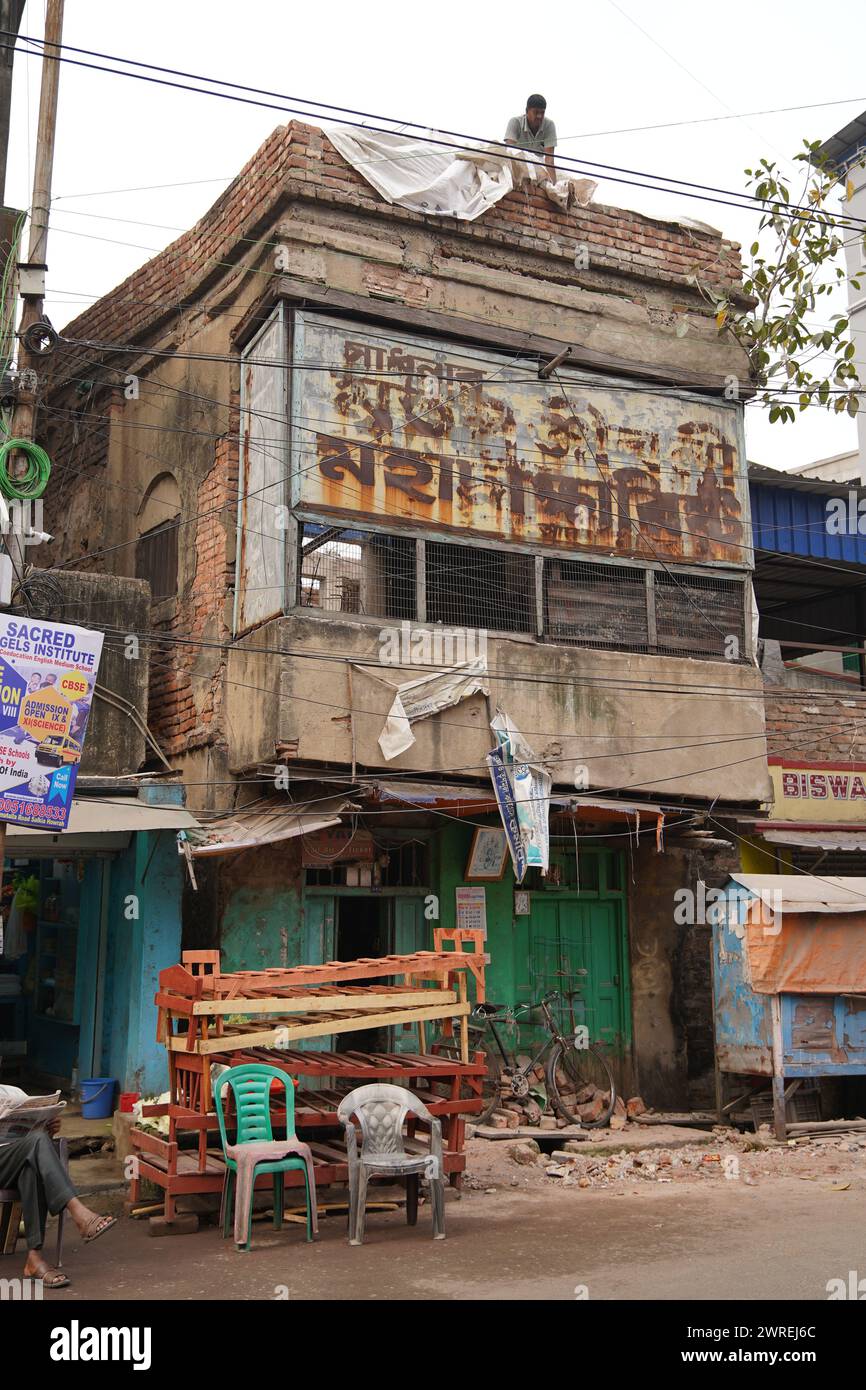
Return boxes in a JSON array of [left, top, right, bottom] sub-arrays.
[[457, 990, 617, 1128]]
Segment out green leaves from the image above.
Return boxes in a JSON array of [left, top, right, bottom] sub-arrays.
[[716, 139, 862, 428]]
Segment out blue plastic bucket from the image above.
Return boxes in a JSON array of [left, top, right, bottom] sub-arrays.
[[81, 1077, 116, 1119]]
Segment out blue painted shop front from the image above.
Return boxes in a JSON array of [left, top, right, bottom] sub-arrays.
[[712, 873, 866, 1136], [0, 816, 186, 1096]]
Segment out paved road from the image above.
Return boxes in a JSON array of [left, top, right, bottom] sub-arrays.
[[31, 1176, 866, 1301]]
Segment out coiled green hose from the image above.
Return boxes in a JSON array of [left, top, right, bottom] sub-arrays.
[[0, 438, 52, 498]]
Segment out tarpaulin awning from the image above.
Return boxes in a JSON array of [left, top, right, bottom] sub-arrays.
[[365, 782, 677, 824], [186, 795, 359, 857], [366, 781, 497, 816], [730, 872, 866, 994], [5, 795, 200, 853]]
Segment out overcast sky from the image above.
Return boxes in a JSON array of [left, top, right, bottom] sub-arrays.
[[6, 0, 866, 471]]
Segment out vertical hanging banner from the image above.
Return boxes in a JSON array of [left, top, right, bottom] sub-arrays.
[[0, 616, 104, 831], [485, 745, 527, 883], [487, 712, 551, 883]]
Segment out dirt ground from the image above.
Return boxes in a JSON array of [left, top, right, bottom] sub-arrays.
[[4, 1121, 862, 1302], [461, 1127, 866, 1194]]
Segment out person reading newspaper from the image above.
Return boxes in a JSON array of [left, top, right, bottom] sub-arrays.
[[0, 1084, 116, 1289]]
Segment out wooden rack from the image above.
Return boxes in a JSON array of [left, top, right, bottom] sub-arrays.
[[130, 947, 487, 1225]]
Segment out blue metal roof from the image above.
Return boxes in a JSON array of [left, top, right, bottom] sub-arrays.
[[749, 478, 866, 564]]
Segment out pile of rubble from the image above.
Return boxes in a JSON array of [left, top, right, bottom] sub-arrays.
[[485, 1081, 646, 1131], [467, 1126, 866, 1192]]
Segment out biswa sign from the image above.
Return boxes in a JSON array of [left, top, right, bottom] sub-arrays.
[[781, 771, 866, 800], [770, 761, 866, 824]]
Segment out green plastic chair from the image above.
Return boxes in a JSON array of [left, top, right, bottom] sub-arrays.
[[213, 1063, 314, 1251]]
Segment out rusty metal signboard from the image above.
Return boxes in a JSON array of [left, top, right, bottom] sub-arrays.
[[290, 311, 749, 567]]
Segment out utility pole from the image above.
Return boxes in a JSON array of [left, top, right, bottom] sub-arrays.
[[0, 2, 25, 417], [0, 0, 64, 866], [0, 0, 25, 204], [7, 0, 62, 582]]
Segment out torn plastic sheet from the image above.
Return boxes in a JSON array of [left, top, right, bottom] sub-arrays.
[[372, 658, 489, 760], [328, 126, 596, 222]]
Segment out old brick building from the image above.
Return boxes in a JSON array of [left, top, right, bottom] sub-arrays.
[[33, 121, 772, 1107]]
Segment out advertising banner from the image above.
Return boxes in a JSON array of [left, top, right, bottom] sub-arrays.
[[486, 745, 528, 884], [488, 712, 551, 882], [0, 616, 104, 831]]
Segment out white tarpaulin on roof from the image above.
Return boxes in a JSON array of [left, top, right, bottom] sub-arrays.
[[327, 126, 597, 222], [730, 872, 866, 915]]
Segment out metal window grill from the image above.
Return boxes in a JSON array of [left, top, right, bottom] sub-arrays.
[[425, 539, 536, 635], [296, 521, 748, 661], [544, 556, 748, 662], [298, 522, 416, 620], [544, 558, 649, 651], [654, 571, 746, 661]]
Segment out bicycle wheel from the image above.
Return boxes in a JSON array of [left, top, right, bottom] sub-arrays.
[[546, 1040, 616, 1128], [429, 1025, 504, 1125], [475, 1048, 506, 1124]]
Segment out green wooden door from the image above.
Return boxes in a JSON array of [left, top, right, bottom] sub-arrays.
[[301, 895, 335, 1053], [521, 855, 629, 1058]]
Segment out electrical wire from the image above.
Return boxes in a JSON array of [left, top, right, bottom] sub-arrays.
[[6, 30, 866, 236]]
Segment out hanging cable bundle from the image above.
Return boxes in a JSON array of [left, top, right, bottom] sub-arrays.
[[0, 438, 52, 498]]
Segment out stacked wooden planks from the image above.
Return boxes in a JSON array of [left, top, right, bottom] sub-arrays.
[[155, 948, 484, 1064]]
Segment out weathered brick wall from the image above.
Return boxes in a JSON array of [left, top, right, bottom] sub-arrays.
[[37, 391, 112, 568], [50, 121, 744, 369], [34, 119, 748, 786], [629, 833, 739, 1109], [764, 686, 866, 762]]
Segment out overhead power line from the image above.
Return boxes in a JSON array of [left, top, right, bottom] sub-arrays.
[[4, 30, 866, 235]]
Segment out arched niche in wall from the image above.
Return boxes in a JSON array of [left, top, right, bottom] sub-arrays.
[[136, 472, 181, 602]]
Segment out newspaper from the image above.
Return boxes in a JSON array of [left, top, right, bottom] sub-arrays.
[[0, 1085, 66, 1143]]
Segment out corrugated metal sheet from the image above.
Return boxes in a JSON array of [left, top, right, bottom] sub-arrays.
[[750, 479, 866, 564], [731, 872, 866, 914], [761, 829, 866, 850], [292, 311, 750, 566]]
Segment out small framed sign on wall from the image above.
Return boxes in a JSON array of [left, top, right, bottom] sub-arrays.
[[465, 826, 509, 881]]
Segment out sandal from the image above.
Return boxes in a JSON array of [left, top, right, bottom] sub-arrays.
[[82, 1213, 117, 1244], [26, 1261, 69, 1290]]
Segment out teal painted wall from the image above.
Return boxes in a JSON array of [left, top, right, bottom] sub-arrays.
[[102, 830, 184, 1095], [218, 840, 305, 973]]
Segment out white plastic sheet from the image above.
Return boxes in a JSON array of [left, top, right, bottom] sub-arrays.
[[327, 126, 596, 222], [373, 657, 489, 760]]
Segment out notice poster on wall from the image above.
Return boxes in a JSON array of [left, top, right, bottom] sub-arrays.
[[0, 616, 104, 831], [455, 886, 487, 937]]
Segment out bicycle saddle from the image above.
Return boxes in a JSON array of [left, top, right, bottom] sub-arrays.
[[473, 1001, 507, 1016]]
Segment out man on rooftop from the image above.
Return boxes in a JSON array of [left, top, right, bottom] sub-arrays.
[[504, 94, 557, 180]]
